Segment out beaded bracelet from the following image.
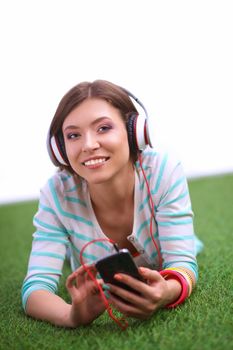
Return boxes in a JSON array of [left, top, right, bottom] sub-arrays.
[[159, 269, 189, 308], [166, 267, 193, 296], [176, 267, 195, 287]]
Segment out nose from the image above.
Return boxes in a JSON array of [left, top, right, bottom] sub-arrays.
[[81, 132, 100, 152]]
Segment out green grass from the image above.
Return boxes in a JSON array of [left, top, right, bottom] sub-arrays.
[[0, 174, 233, 350]]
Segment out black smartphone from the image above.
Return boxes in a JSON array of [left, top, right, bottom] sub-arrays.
[[95, 249, 144, 293]]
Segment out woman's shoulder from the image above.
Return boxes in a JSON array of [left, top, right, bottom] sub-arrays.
[[40, 169, 83, 200], [137, 146, 187, 195], [139, 146, 181, 171]]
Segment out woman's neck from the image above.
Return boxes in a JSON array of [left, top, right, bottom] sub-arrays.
[[88, 164, 135, 212]]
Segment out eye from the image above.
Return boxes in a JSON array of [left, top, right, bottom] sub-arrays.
[[66, 132, 81, 140], [98, 124, 112, 133]]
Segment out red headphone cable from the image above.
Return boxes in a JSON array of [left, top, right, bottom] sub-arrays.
[[138, 153, 163, 271], [79, 238, 129, 330]]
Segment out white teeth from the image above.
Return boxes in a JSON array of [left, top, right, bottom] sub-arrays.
[[84, 158, 106, 166]]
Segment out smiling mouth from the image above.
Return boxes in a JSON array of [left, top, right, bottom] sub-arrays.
[[82, 157, 110, 166]]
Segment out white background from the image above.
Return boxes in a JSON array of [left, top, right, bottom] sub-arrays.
[[0, 0, 232, 204]]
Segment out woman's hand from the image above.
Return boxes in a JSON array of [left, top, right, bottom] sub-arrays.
[[66, 265, 106, 326], [105, 267, 181, 320]]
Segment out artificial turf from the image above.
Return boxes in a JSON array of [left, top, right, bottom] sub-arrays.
[[0, 174, 232, 350]]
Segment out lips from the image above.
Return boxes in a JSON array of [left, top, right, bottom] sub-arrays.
[[82, 157, 109, 166]]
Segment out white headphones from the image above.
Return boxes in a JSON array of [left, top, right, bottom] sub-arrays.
[[47, 87, 152, 167]]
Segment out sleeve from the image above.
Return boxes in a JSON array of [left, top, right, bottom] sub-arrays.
[[21, 179, 70, 311], [154, 156, 198, 281]]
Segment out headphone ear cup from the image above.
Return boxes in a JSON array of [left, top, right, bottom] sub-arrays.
[[57, 132, 69, 165], [47, 131, 69, 166], [127, 112, 150, 153], [127, 113, 138, 154]]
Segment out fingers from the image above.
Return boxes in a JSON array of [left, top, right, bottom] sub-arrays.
[[138, 267, 163, 282], [66, 265, 103, 299], [107, 269, 166, 305], [112, 272, 153, 298], [102, 268, 168, 319], [66, 265, 95, 290], [84, 265, 98, 281], [108, 291, 154, 320], [107, 283, 143, 306], [66, 270, 79, 290], [104, 275, 153, 315]]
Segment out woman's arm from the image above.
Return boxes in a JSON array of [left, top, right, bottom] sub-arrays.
[[154, 156, 199, 283], [25, 266, 106, 328], [26, 290, 74, 327]]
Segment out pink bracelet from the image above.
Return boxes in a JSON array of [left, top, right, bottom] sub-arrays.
[[160, 269, 189, 308]]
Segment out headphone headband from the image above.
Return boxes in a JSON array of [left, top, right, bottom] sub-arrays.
[[120, 87, 149, 119]]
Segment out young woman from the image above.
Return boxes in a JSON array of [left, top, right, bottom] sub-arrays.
[[22, 80, 202, 328]]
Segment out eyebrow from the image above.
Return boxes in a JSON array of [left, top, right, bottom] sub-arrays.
[[63, 116, 112, 132]]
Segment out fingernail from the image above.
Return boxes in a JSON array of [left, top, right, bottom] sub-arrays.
[[139, 267, 146, 273], [102, 283, 110, 291], [114, 274, 122, 280], [104, 290, 110, 299]]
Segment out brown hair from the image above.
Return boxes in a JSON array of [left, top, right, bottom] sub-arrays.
[[49, 80, 139, 172]]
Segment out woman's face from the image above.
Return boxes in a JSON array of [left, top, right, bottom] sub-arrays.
[[62, 98, 132, 185]]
